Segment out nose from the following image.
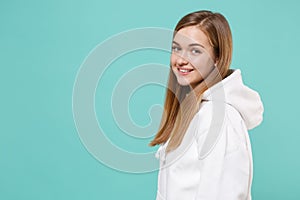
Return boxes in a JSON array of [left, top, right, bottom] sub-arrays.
[[175, 53, 189, 66]]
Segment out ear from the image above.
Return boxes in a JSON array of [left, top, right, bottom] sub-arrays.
[[214, 57, 219, 66]]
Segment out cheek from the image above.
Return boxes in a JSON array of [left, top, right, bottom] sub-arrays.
[[189, 57, 203, 71], [190, 56, 213, 72], [170, 54, 176, 66]]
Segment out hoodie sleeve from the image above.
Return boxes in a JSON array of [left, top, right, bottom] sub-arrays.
[[195, 106, 252, 200]]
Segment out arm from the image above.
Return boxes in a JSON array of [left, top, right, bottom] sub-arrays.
[[195, 117, 252, 200]]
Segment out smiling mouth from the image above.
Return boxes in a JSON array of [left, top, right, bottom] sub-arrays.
[[177, 67, 194, 74]]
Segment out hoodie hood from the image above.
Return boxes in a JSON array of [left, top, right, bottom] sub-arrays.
[[201, 68, 264, 130]]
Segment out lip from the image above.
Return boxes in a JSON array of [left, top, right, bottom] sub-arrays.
[[177, 67, 194, 75]]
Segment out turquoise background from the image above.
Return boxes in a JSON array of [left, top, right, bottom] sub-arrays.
[[1, 0, 299, 199]]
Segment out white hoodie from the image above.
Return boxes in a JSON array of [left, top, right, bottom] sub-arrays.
[[155, 69, 264, 200]]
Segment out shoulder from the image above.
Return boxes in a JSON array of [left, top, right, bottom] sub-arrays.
[[195, 101, 245, 130], [194, 101, 248, 159], [194, 101, 233, 134]]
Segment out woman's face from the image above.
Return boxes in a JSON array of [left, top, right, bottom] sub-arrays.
[[171, 26, 216, 88]]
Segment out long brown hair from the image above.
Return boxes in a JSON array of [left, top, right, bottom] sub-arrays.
[[149, 10, 233, 153]]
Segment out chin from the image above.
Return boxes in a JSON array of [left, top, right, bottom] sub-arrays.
[[177, 78, 202, 89], [177, 81, 190, 86], [176, 78, 192, 87]]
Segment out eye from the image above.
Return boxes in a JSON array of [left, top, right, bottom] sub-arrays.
[[172, 46, 181, 52], [191, 48, 201, 54]]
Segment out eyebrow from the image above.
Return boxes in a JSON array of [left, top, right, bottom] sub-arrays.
[[172, 41, 205, 49]]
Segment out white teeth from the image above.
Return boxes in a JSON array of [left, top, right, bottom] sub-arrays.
[[179, 68, 192, 73], [180, 69, 189, 73]]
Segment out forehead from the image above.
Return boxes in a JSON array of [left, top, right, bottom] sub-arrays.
[[173, 26, 211, 48]]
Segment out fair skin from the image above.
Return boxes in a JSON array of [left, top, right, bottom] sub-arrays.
[[171, 26, 217, 88]]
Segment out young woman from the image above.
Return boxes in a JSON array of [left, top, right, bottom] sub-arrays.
[[149, 10, 264, 200]]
